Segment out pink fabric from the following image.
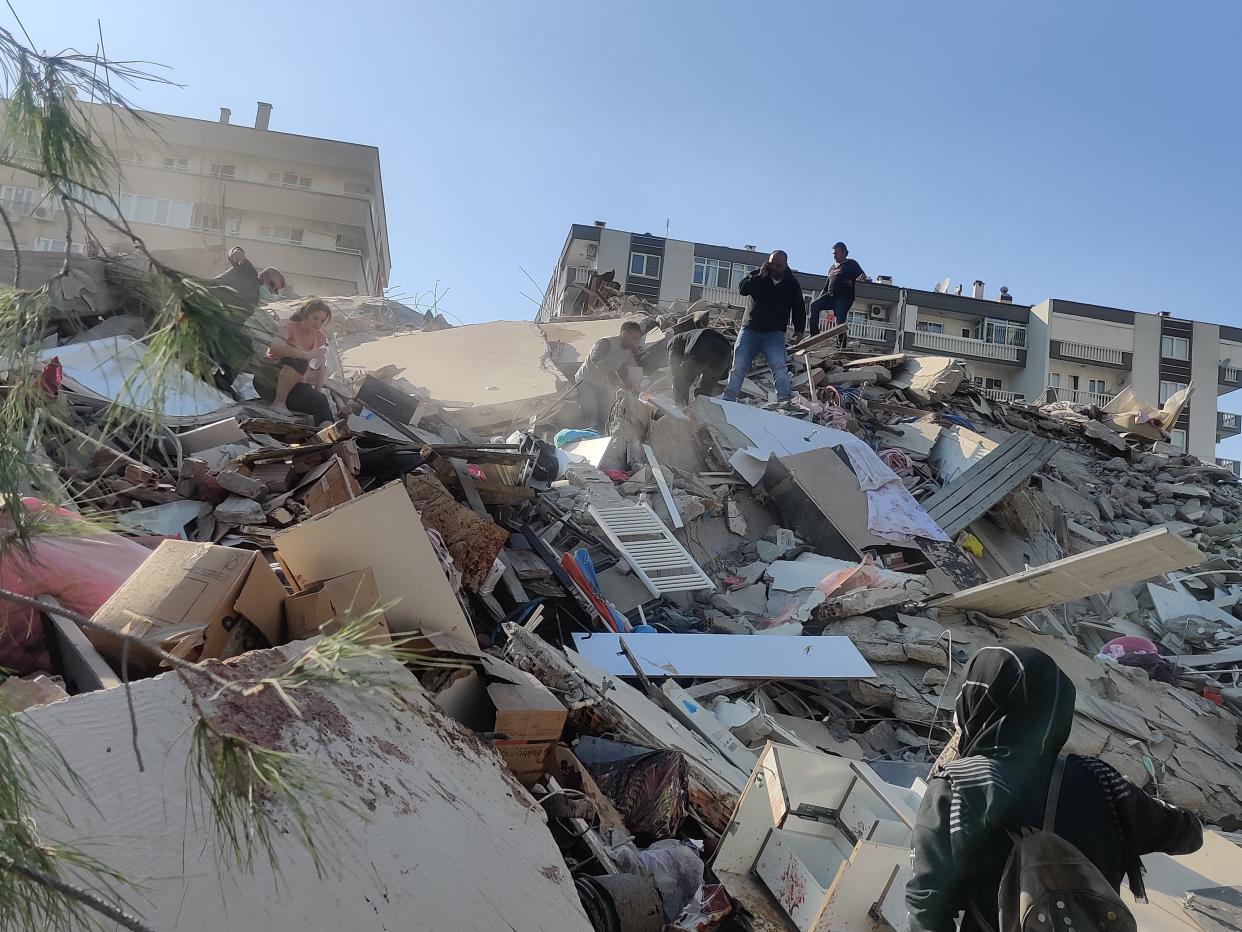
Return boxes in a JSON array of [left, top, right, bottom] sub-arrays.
[[0, 499, 152, 676], [1099, 635, 1159, 660]]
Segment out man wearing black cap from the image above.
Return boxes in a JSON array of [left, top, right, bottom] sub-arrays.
[[809, 242, 866, 335]]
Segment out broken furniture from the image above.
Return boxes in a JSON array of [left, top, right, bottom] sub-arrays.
[[712, 744, 919, 932]]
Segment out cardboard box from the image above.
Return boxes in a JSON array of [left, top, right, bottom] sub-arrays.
[[88, 540, 286, 671], [285, 568, 391, 645], [423, 631, 568, 786], [489, 681, 569, 785], [274, 481, 475, 645]]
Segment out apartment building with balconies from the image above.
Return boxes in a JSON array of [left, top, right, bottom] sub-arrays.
[[0, 100, 389, 297], [536, 222, 1240, 462]]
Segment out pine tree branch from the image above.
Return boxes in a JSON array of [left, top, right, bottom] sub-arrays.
[[0, 202, 20, 287], [0, 854, 155, 932]]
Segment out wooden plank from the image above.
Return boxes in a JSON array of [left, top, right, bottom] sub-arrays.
[[791, 322, 848, 355], [923, 433, 1041, 515], [642, 443, 683, 530], [932, 445, 1053, 535], [922, 432, 1056, 536], [930, 527, 1206, 618]]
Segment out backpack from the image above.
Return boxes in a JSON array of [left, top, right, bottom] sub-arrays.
[[971, 756, 1137, 932]]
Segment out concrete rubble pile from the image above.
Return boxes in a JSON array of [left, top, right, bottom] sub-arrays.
[[4, 281, 1242, 931]]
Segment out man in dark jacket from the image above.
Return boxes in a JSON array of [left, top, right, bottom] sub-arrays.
[[809, 241, 865, 334], [906, 645, 1203, 932], [667, 327, 732, 405], [722, 250, 805, 403]]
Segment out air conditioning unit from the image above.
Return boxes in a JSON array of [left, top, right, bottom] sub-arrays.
[[585, 244, 598, 259], [868, 304, 886, 319], [32, 205, 53, 220]]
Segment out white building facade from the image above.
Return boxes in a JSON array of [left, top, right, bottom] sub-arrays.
[[538, 222, 1241, 467]]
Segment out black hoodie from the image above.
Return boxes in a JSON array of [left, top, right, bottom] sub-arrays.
[[906, 646, 1203, 932], [737, 268, 806, 333]]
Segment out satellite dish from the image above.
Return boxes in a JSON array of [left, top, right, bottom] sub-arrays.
[[933, 278, 951, 294]]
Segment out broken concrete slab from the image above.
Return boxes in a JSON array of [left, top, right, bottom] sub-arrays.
[[216, 468, 268, 500], [24, 643, 592, 932], [214, 494, 266, 525], [341, 321, 566, 431], [721, 583, 769, 616]]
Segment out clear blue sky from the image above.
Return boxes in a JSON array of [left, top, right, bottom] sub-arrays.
[[9, 1, 1242, 452]]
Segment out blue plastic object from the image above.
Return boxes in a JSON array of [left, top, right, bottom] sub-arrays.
[[554, 428, 601, 448]]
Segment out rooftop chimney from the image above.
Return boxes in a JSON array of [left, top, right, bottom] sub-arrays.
[[593, 220, 606, 228], [219, 107, 231, 125], [744, 244, 757, 251], [1157, 310, 1170, 318], [255, 101, 272, 131], [876, 275, 893, 285], [998, 286, 1013, 303], [972, 279, 985, 299]]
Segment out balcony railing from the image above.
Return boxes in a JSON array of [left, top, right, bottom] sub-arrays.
[[1048, 386, 1116, 407], [1219, 412, 1240, 432], [1222, 366, 1241, 383], [847, 320, 895, 343], [567, 266, 595, 285], [981, 388, 1023, 403], [911, 329, 1021, 361], [698, 285, 746, 308], [1057, 340, 1126, 365], [1216, 458, 1241, 477]]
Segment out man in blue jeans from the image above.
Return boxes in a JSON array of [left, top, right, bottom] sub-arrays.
[[809, 241, 866, 334], [723, 250, 805, 403]]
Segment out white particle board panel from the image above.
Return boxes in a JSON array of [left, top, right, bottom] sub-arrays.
[[932, 528, 1205, 618], [570, 632, 874, 680], [274, 480, 475, 645]]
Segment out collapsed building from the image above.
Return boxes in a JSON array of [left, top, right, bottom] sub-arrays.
[[4, 263, 1242, 932]]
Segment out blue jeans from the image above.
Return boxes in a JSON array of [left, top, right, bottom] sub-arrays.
[[723, 327, 791, 401], [809, 294, 853, 333]]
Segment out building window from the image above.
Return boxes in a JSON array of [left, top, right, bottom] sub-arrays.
[[961, 328, 971, 338], [118, 193, 193, 229], [259, 225, 304, 244], [1, 184, 40, 214], [1169, 428, 1187, 452], [693, 256, 731, 288], [161, 157, 189, 172], [34, 238, 85, 254], [629, 252, 660, 279], [1159, 380, 1188, 405], [730, 263, 758, 289], [191, 204, 240, 235], [1088, 379, 1108, 395], [1049, 372, 1062, 387], [268, 171, 312, 189], [210, 163, 236, 178], [978, 319, 1027, 347], [915, 321, 944, 334], [1160, 335, 1190, 360], [972, 376, 1004, 391]]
